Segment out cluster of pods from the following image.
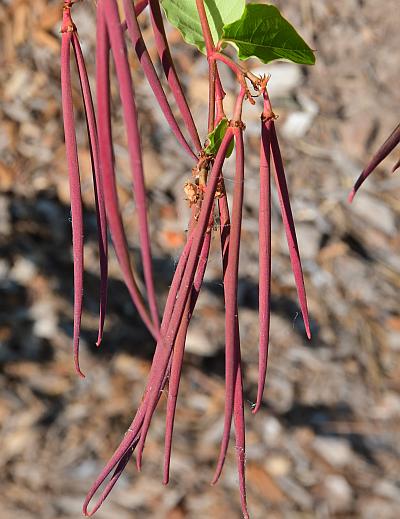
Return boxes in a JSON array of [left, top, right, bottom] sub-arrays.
[[61, 1, 312, 517]]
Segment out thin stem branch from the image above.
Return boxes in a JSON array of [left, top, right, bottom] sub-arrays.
[[215, 67, 226, 124], [208, 59, 217, 133], [211, 51, 261, 89], [195, 0, 215, 55], [194, 0, 217, 133]]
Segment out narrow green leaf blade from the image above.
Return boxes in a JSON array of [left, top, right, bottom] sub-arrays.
[[222, 4, 316, 65], [161, 0, 245, 54], [205, 118, 234, 157]]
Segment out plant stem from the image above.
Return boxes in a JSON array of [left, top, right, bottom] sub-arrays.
[[208, 59, 217, 133], [211, 51, 260, 89], [194, 0, 217, 133], [215, 67, 226, 124], [195, 0, 214, 55]]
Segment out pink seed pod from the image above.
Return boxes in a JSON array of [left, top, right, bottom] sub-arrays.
[[95, 1, 158, 339], [349, 123, 400, 202], [60, 5, 85, 377]]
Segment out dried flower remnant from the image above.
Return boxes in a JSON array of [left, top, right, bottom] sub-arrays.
[[60, 1, 315, 517], [349, 123, 400, 202]]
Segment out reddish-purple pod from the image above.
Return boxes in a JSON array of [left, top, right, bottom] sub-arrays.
[[102, 0, 160, 332], [71, 31, 108, 348], [349, 123, 400, 202], [60, 5, 85, 377], [254, 100, 272, 414], [270, 122, 311, 340]]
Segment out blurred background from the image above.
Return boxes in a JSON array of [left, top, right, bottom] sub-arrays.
[[0, 1, 399, 517]]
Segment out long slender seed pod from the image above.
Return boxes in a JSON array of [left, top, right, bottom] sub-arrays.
[[212, 127, 245, 484], [349, 123, 400, 202], [134, 131, 234, 469], [162, 298, 190, 485], [71, 32, 108, 347], [270, 123, 311, 339], [253, 113, 272, 414], [61, 9, 85, 378], [123, 0, 197, 160], [233, 357, 248, 519], [121, 0, 149, 32], [148, 0, 202, 152], [103, 0, 160, 332], [96, 1, 157, 339], [163, 229, 212, 484], [218, 194, 248, 519], [134, 0, 148, 16], [83, 231, 199, 515]]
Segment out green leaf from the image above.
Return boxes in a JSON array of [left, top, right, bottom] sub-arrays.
[[222, 4, 316, 65], [205, 118, 234, 157], [161, 0, 245, 54]]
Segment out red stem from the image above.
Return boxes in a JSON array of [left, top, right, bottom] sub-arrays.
[[215, 67, 226, 125], [208, 59, 217, 134], [195, 0, 215, 55], [194, 0, 217, 132]]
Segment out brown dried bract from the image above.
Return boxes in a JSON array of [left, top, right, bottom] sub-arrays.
[[183, 181, 200, 207]]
